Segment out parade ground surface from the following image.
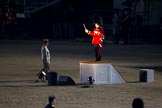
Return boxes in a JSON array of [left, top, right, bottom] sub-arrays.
[[0, 40, 162, 108]]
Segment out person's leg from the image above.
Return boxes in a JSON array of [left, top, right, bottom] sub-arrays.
[[0, 24, 2, 39], [122, 28, 129, 45], [114, 34, 119, 44], [93, 44, 98, 61], [98, 45, 102, 61], [94, 44, 101, 61], [43, 63, 49, 80]]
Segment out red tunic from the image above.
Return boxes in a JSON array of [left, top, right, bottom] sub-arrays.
[[7, 8, 16, 26], [0, 8, 5, 24], [88, 28, 104, 44]]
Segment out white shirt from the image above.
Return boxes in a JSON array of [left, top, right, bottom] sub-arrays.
[[41, 45, 50, 64]]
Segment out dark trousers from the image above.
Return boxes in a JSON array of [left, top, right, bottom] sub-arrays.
[[122, 28, 129, 44], [93, 44, 102, 61], [0, 24, 2, 38], [7, 25, 15, 40], [114, 34, 120, 44]]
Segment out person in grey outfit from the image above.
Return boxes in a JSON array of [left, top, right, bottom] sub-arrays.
[[41, 39, 50, 80], [113, 9, 121, 44]]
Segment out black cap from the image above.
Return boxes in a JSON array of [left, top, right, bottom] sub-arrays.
[[49, 95, 56, 102], [94, 21, 101, 25]]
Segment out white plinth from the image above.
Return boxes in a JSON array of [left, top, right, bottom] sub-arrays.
[[139, 69, 154, 82], [80, 61, 125, 85]]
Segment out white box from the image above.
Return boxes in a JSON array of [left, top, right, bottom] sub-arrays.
[[139, 69, 154, 82], [80, 61, 125, 85]]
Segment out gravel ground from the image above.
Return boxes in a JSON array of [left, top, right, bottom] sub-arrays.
[[0, 40, 162, 108]]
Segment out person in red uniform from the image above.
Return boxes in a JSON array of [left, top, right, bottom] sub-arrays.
[[85, 22, 104, 61], [6, 7, 16, 39], [0, 7, 5, 39]]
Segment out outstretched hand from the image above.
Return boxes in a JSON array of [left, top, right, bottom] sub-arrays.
[[85, 29, 89, 33]]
